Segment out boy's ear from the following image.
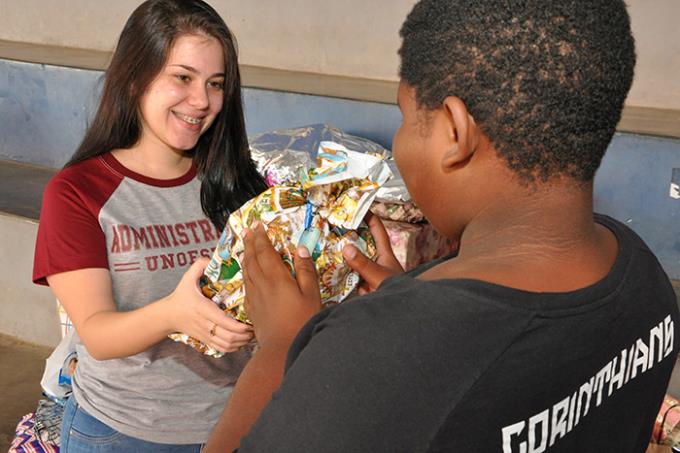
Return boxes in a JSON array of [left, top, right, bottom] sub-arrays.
[[440, 96, 480, 172]]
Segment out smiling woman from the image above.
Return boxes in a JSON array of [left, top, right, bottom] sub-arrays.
[[115, 34, 226, 176], [30, 1, 267, 452]]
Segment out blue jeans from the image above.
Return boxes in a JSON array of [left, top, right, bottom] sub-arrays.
[[60, 396, 204, 452]]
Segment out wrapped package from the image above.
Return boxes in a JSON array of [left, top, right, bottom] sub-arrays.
[[170, 141, 392, 356], [249, 123, 390, 161], [375, 159, 412, 203], [251, 123, 413, 209], [251, 148, 313, 187], [652, 394, 680, 447], [252, 131, 455, 270], [370, 200, 425, 223], [382, 219, 458, 271]]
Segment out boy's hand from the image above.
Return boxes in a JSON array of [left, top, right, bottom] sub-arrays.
[[242, 223, 322, 348], [343, 212, 404, 295]]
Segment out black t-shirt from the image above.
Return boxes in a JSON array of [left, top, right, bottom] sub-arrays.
[[238, 215, 679, 452]]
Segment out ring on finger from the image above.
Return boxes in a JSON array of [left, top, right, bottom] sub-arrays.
[[209, 322, 217, 337]]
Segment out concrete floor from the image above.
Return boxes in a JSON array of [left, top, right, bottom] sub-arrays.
[[0, 334, 52, 452]]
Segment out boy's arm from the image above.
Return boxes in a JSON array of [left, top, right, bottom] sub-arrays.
[[204, 215, 402, 452], [204, 224, 321, 452], [204, 339, 291, 453], [206, 294, 455, 453]]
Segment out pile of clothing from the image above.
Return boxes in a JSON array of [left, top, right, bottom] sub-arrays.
[[10, 400, 62, 453], [9, 330, 76, 452]]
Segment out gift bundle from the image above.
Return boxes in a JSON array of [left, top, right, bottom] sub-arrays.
[[170, 142, 391, 357], [652, 394, 680, 448], [369, 157, 458, 271]]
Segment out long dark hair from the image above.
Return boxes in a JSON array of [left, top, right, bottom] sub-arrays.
[[66, 0, 266, 230]]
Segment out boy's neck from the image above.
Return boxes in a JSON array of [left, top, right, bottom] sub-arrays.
[[461, 183, 596, 254], [421, 181, 619, 293]]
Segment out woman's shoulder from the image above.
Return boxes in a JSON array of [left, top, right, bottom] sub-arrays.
[[49, 153, 122, 188], [53, 154, 112, 182], [44, 153, 124, 207]]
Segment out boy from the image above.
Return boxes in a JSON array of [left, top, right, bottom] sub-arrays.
[[206, 1, 679, 451]]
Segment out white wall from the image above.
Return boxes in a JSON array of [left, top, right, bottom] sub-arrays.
[[0, 0, 678, 108], [0, 214, 61, 347], [626, 0, 680, 109]]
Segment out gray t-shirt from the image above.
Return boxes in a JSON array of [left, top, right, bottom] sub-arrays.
[[34, 153, 249, 443]]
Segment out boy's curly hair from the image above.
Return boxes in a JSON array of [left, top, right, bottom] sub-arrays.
[[399, 0, 635, 182]]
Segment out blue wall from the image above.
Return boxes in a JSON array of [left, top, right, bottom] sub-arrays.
[[0, 59, 400, 168], [0, 60, 99, 168], [2, 58, 679, 278], [594, 134, 680, 279]]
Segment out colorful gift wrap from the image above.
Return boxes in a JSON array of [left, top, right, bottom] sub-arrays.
[[251, 148, 313, 187], [370, 200, 425, 223], [249, 123, 389, 161], [170, 142, 392, 357], [382, 219, 458, 271], [652, 394, 680, 446]]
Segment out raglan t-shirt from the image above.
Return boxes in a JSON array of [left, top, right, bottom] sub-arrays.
[[238, 214, 679, 452], [33, 153, 250, 444]]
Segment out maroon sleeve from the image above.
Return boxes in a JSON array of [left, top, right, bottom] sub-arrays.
[[33, 170, 112, 285]]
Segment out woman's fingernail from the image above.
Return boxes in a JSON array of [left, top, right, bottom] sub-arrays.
[[297, 246, 310, 258], [343, 245, 357, 260], [251, 221, 260, 229]]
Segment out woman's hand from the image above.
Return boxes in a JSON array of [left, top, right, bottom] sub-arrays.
[[164, 258, 254, 354], [241, 223, 322, 348], [343, 212, 404, 295]]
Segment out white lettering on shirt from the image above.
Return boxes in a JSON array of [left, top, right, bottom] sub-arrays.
[[501, 316, 675, 452]]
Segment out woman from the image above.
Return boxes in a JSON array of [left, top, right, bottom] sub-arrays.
[[32, 1, 267, 451]]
